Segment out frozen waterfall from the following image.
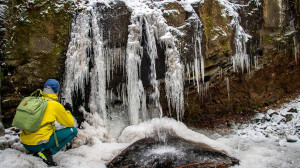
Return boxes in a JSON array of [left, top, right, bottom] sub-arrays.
[[61, 0, 253, 128], [62, 2, 185, 127]]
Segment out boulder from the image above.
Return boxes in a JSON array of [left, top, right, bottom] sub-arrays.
[[284, 114, 294, 122], [107, 134, 239, 168], [0, 122, 4, 136], [286, 135, 298, 143]]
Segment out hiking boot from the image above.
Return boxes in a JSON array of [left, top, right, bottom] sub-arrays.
[[37, 149, 57, 166]]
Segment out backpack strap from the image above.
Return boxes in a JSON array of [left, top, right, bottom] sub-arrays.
[[51, 123, 59, 147], [39, 122, 59, 147], [30, 89, 43, 97]]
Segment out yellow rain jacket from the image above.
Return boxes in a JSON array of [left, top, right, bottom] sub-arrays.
[[20, 92, 75, 145]]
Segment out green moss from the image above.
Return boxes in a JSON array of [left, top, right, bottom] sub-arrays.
[[220, 42, 229, 51], [235, 105, 248, 113], [206, 16, 211, 25], [3, 0, 75, 97], [264, 35, 272, 43]]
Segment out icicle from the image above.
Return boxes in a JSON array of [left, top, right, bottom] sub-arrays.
[[185, 10, 205, 94], [62, 11, 91, 103], [231, 23, 250, 73], [278, 0, 283, 26], [295, 39, 300, 65], [226, 77, 230, 100], [289, 19, 299, 64], [254, 55, 258, 69], [186, 63, 191, 83], [161, 31, 184, 121], [143, 16, 163, 117], [217, 0, 251, 73], [195, 20, 205, 83], [126, 16, 145, 125], [89, 8, 107, 123]]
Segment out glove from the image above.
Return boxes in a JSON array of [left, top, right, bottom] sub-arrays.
[[64, 103, 72, 112]]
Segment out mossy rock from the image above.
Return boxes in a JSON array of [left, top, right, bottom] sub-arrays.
[[2, 0, 75, 126], [163, 2, 186, 27], [5, 0, 74, 83], [197, 0, 233, 58]]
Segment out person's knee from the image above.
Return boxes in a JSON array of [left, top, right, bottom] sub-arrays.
[[70, 127, 78, 137]]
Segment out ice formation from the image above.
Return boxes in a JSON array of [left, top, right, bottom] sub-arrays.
[[226, 77, 230, 100], [61, 0, 258, 132], [126, 16, 146, 125], [62, 11, 91, 102], [217, 0, 251, 73], [62, 0, 185, 126], [89, 8, 107, 122]]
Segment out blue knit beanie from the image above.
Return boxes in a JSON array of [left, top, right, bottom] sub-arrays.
[[44, 79, 60, 93]]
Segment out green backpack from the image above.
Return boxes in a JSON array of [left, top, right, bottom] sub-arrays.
[[12, 89, 49, 132], [12, 89, 59, 147]]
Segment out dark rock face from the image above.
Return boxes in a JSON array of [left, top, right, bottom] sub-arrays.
[[97, 1, 131, 89], [107, 134, 238, 168]]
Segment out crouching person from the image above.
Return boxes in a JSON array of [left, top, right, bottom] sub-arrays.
[[20, 79, 77, 166]]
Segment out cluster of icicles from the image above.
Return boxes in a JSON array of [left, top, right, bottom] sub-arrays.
[[61, 0, 251, 127]]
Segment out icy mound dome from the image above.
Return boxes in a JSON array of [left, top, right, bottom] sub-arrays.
[[109, 127, 239, 168], [118, 117, 233, 154]]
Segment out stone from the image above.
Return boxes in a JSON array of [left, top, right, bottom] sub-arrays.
[[265, 114, 271, 121], [108, 134, 239, 168], [227, 120, 238, 129], [287, 108, 298, 113], [267, 109, 279, 117], [0, 122, 4, 136], [163, 2, 186, 27], [285, 114, 294, 122], [252, 113, 265, 122], [263, 0, 282, 27], [286, 135, 298, 143], [29, 36, 55, 54], [271, 115, 286, 124]]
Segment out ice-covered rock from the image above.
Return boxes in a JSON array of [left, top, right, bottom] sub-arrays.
[[287, 108, 298, 113], [267, 109, 279, 117], [108, 134, 239, 168], [271, 115, 286, 124], [252, 113, 265, 122], [284, 113, 294, 122], [286, 135, 298, 143]]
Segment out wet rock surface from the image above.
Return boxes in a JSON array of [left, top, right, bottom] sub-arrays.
[[107, 135, 239, 168]]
